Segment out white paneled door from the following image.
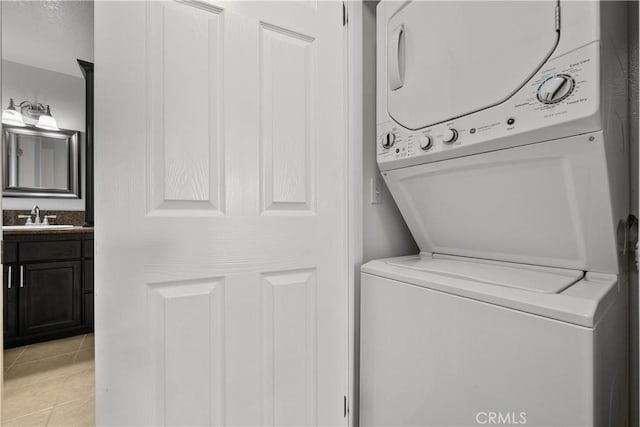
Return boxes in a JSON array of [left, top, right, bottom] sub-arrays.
[[95, 1, 348, 425]]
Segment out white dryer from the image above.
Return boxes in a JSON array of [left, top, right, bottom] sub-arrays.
[[361, 1, 629, 426]]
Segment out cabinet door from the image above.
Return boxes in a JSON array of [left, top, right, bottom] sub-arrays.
[[19, 261, 82, 336], [3, 264, 18, 339], [83, 259, 94, 327]]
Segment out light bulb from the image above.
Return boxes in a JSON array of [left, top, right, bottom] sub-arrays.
[[36, 105, 59, 130], [2, 99, 26, 127]]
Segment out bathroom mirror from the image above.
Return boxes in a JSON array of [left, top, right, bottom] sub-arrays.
[[2, 125, 80, 198]]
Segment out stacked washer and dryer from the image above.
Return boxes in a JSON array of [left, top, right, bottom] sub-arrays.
[[360, 1, 630, 426]]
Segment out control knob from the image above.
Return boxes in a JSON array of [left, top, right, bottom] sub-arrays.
[[419, 135, 433, 150], [537, 74, 575, 104], [442, 128, 458, 144], [382, 132, 396, 149]]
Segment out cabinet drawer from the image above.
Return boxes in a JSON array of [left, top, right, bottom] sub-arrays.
[[19, 241, 81, 262], [3, 242, 17, 264]]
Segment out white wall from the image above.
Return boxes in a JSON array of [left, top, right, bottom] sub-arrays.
[[1, 0, 93, 212], [1, 0, 93, 78], [362, 1, 418, 263], [353, 4, 418, 425], [1, 60, 86, 211]]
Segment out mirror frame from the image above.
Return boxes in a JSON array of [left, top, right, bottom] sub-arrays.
[[2, 125, 80, 198]]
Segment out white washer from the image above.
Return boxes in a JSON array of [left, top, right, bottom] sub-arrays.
[[361, 1, 629, 426], [361, 255, 626, 426]]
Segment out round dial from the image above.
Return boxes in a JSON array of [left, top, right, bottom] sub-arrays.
[[382, 132, 396, 149], [419, 135, 433, 150], [537, 74, 575, 104], [442, 128, 458, 144]]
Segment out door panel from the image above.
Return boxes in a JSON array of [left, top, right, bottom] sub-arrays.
[[19, 261, 81, 335], [95, 1, 348, 425], [147, 278, 225, 426], [261, 23, 316, 213], [261, 269, 317, 426], [147, 1, 224, 214]]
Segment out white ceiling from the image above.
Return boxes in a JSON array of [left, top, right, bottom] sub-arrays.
[[2, 0, 94, 78]]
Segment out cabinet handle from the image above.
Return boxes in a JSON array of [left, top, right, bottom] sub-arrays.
[[20, 266, 24, 288], [7, 266, 11, 289]]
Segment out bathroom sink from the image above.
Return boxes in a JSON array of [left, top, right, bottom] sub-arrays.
[[2, 225, 75, 231]]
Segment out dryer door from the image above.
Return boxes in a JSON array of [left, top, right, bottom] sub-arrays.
[[386, 1, 559, 130]]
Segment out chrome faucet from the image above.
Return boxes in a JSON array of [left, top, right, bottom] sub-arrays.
[[30, 205, 41, 224]]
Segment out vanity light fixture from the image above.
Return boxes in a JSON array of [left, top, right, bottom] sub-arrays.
[[2, 98, 59, 130], [35, 105, 59, 130], [1, 98, 26, 127]]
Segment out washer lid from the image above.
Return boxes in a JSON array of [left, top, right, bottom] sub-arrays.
[[362, 256, 619, 328], [382, 132, 619, 274], [386, 1, 559, 130], [388, 256, 583, 294]]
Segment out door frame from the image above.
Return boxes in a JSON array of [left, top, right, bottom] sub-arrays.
[[346, 2, 363, 426]]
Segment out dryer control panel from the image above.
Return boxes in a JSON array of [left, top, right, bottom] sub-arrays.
[[377, 43, 600, 171]]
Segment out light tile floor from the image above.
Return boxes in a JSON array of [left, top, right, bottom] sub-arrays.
[[3, 334, 95, 426]]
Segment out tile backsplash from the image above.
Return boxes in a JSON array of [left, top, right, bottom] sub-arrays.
[[3, 210, 86, 226]]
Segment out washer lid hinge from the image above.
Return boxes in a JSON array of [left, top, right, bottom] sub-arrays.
[[343, 395, 348, 418], [618, 215, 639, 270], [342, 2, 348, 26]]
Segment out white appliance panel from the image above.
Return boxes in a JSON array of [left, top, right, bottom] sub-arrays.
[[378, 41, 601, 170], [383, 132, 618, 273], [376, 2, 607, 171], [387, 257, 583, 294], [364, 255, 621, 327], [360, 272, 626, 426], [386, 1, 559, 131]]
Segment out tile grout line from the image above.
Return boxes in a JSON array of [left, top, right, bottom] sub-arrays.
[[3, 405, 54, 423], [74, 334, 87, 362], [43, 404, 55, 427], [8, 349, 80, 370], [73, 334, 88, 363], [8, 334, 89, 369], [4, 335, 95, 425], [54, 393, 97, 411], [6, 347, 27, 371]]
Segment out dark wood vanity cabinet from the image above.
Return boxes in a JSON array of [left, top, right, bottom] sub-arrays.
[[3, 242, 18, 340], [20, 261, 82, 336], [3, 232, 94, 348]]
